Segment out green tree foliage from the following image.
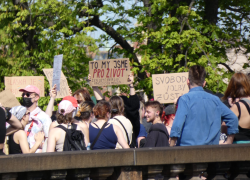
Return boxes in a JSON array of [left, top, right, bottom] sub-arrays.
[[101, 0, 250, 97], [1, 0, 250, 102], [0, 0, 97, 109]]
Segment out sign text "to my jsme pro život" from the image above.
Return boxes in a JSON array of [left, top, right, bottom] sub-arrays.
[[89, 58, 130, 86]]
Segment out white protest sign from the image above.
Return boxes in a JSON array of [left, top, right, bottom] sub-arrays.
[[89, 58, 130, 86], [152, 72, 189, 104], [53, 54, 63, 91]]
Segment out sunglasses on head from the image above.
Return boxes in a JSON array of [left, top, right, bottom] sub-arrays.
[[22, 92, 34, 98]]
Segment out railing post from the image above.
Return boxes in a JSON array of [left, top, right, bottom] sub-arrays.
[[207, 162, 231, 179], [90, 167, 114, 180], [67, 169, 91, 180], [143, 165, 164, 180], [189, 163, 208, 180], [110, 167, 142, 180], [1, 173, 18, 180], [230, 162, 250, 180], [167, 164, 185, 180], [50, 170, 67, 180]]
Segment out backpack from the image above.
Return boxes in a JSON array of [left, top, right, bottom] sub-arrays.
[[57, 123, 86, 151]]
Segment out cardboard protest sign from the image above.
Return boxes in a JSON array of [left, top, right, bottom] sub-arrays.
[[152, 72, 189, 104], [5, 76, 44, 97], [89, 58, 130, 86], [0, 90, 20, 107], [53, 54, 63, 91], [43, 69, 70, 98]]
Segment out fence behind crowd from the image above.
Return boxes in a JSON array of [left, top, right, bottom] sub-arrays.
[[1, 144, 250, 180]]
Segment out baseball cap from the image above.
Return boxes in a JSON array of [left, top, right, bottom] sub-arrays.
[[164, 105, 175, 115], [19, 85, 40, 96], [58, 100, 76, 115], [62, 96, 78, 107]]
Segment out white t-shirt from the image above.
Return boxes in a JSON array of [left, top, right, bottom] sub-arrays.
[[108, 115, 133, 149]]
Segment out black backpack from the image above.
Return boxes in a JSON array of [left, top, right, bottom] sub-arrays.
[[57, 123, 86, 151]]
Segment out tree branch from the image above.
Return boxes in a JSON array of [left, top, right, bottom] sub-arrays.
[[218, 63, 234, 73], [226, 6, 244, 13], [179, 0, 195, 34]]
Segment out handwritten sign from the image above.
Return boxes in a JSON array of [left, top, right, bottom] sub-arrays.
[[89, 58, 130, 86], [5, 76, 44, 97], [43, 69, 70, 98], [152, 72, 189, 104], [0, 90, 20, 107], [53, 54, 63, 91]]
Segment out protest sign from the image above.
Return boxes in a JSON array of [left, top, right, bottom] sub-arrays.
[[152, 72, 189, 104], [0, 90, 20, 107], [53, 54, 63, 91], [5, 76, 44, 97], [89, 58, 130, 86], [43, 69, 70, 98]]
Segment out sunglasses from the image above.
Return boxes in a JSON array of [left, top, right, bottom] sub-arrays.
[[22, 92, 35, 98]]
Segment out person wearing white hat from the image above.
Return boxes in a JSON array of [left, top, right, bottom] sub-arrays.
[[47, 100, 89, 152], [7, 106, 44, 154]]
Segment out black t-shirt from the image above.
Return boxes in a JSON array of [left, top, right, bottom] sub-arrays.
[[143, 123, 170, 148]]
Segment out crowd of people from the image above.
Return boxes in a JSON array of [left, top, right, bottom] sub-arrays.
[[1, 65, 250, 155]]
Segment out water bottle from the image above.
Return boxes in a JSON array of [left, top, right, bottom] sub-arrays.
[[87, 143, 91, 150]]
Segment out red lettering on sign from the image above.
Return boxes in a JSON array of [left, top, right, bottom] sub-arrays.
[[106, 68, 110, 78], [93, 69, 97, 78], [121, 68, 125, 77], [113, 69, 117, 77], [117, 69, 121, 77], [101, 69, 104, 78], [97, 69, 101, 78]]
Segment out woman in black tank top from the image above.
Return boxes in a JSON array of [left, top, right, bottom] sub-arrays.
[[222, 73, 250, 143], [7, 106, 44, 154]]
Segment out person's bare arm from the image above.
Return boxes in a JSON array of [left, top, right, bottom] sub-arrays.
[[46, 129, 57, 152], [77, 123, 90, 145], [114, 125, 130, 149], [220, 134, 235, 145], [18, 131, 44, 153], [49, 121, 57, 132], [88, 74, 103, 100], [45, 85, 57, 117], [6, 126, 19, 136], [8, 115, 23, 129], [128, 74, 135, 96], [170, 137, 177, 147]]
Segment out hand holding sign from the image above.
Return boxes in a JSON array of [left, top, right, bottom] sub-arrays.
[[49, 85, 57, 98]]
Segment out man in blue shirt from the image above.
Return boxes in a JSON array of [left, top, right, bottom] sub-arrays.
[[170, 65, 238, 146]]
